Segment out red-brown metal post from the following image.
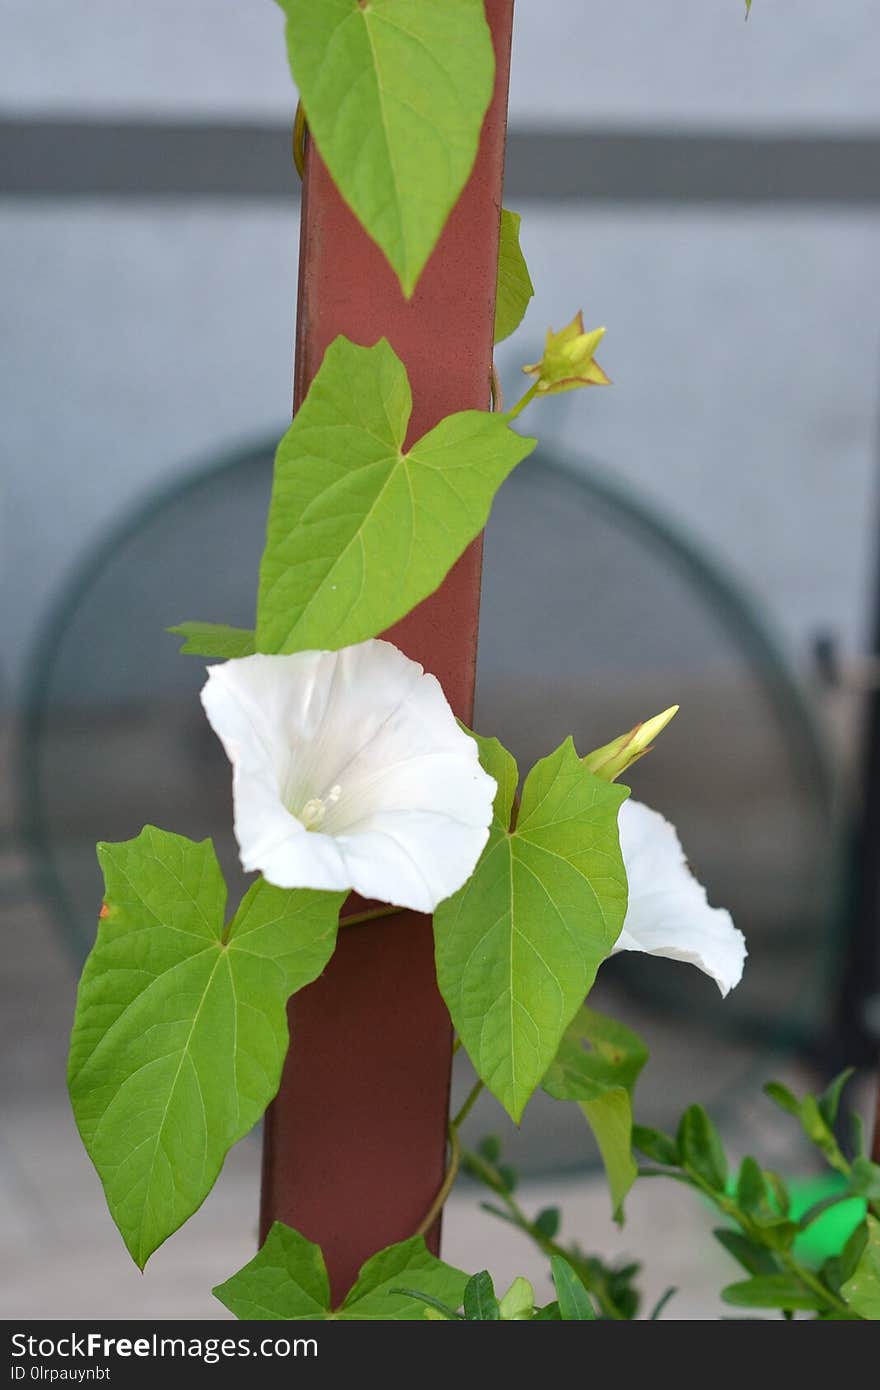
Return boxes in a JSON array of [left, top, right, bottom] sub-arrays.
[[259, 1, 516, 1300]]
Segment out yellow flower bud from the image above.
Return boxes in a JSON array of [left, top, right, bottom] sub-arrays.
[[582, 705, 679, 782], [522, 311, 611, 395]]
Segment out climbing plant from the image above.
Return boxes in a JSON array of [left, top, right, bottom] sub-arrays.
[[65, 0, 876, 1323]]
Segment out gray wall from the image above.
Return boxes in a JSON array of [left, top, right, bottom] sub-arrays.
[[2, 0, 879, 699]]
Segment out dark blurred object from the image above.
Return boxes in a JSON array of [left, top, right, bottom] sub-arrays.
[[16, 441, 837, 1153]]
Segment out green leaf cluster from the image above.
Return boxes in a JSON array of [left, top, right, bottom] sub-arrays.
[[214, 1224, 467, 1320], [633, 1071, 880, 1319], [462, 1136, 643, 1320]]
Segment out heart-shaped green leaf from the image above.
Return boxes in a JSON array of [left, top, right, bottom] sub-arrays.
[[213, 1223, 468, 1321], [543, 1007, 647, 1219], [68, 827, 344, 1268], [256, 337, 535, 654], [434, 735, 628, 1122], [278, 0, 495, 296]]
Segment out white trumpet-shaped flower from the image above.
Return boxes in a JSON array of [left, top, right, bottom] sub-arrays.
[[200, 640, 496, 913], [613, 800, 746, 996]]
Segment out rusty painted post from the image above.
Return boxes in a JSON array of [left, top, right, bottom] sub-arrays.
[[259, 0, 516, 1300]]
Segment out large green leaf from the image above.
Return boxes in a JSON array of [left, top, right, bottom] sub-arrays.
[[213, 1223, 468, 1321], [543, 1007, 648, 1219], [495, 209, 534, 344], [68, 827, 344, 1268], [434, 736, 629, 1122], [256, 338, 535, 654], [278, 0, 495, 297], [842, 1216, 880, 1319]]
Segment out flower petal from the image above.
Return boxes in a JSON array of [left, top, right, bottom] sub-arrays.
[[200, 640, 496, 912], [613, 800, 746, 996]]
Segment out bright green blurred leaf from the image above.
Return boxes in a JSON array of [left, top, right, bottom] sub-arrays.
[[818, 1068, 854, 1128], [842, 1216, 880, 1319], [677, 1105, 728, 1192], [763, 1080, 800, 1116], [850, 1157, 880, 1200], [722, 1274, 823, 1312], [736, 1156, 768, 1215], [543, 1007, 648, 1219], [435, 737, 628, 1121], [278, 0, 494, 297], [714, 1229, 780, 1278], [534, 1207, 561, 1240], [495, 209, 534, 344], [256, 338, 535, 654], [68, 828, 344, 1268], [631, 1124, 680, 1167]]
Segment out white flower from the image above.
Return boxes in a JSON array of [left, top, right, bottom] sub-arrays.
[[613, 800, 746, 996], [200, 640, 496, 913]]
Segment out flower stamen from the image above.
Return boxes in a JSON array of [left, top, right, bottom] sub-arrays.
[[299, 784, 342, 831]]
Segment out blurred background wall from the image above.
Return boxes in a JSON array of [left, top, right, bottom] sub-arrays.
[[1, 0, 879, 1319], [2, 0, 879, 697]]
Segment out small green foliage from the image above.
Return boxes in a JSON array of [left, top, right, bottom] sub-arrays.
[[435, 736, 628, 1121], [168, 622, 256, 659], [676, 1105, 728, 1192], [635, 1081, 880, 1319], [534, 1207, 561, 1240], [463, 1271, 501, 1320], [214, 1224, 468, 1321], [842, 1217, 880, 1319], [764, 1072, 854, 1176], [543, 1007, 648, 1219], [551, 1256, 597, 1320], [714, 1229, 780, 1278], [722, 1274, 824, 1313], [498, 1276, 536, 1321], [495, 209, 534, 344], [736, 1156, 768, 1215], [631, 1124, 680, 1168], [463, 1137, 643, 1320], [277, 0, 495, 296]]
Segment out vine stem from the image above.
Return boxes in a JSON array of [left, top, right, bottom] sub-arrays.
[[506, 380, 540, 422], [413, 1078, 485, 1238], [339, 904, 405, 930], [471, 1162, 625, 1320]]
